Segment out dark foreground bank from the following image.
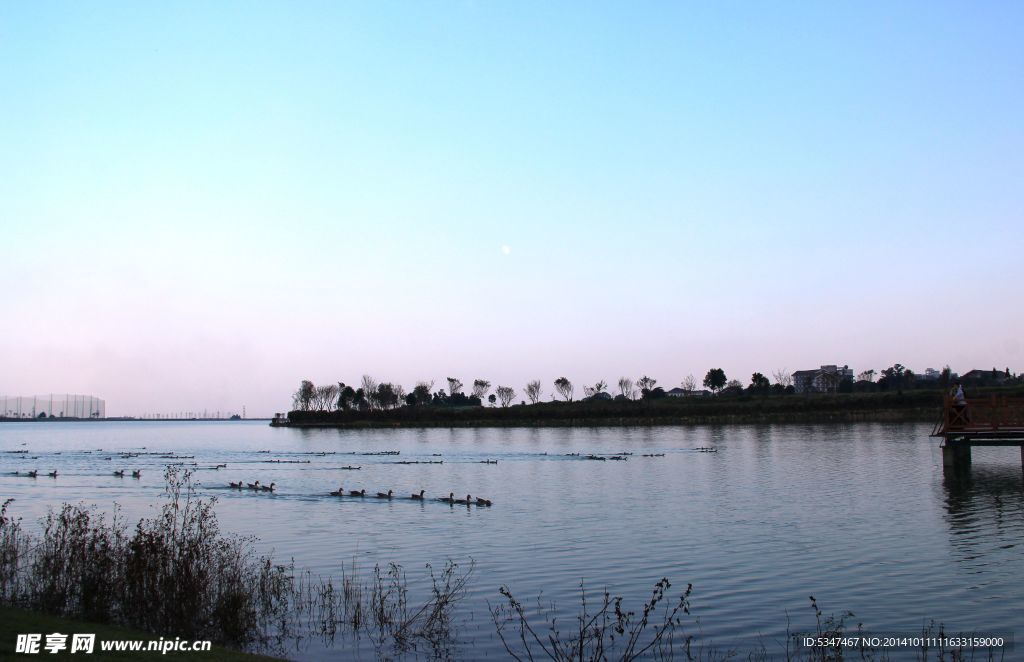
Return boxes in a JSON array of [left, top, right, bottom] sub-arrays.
[[278, 390, 982, 428]]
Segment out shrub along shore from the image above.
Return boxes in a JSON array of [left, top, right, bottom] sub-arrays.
[[278, 390, 986, 429]]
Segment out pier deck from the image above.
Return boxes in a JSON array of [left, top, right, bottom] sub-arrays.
[[931, 395, 1024, 467]]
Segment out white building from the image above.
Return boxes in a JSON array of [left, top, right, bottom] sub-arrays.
[[792, 365, 853, 394]]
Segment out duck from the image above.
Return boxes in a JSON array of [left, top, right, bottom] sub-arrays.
[[410, 489, 426, 500], [48, 470, 58, 478], [260, 483, 276, 492], [247, 480, 260, 489], [113, 470, 125, 477], [475, 497, 492, 506], [375, 489, 394, 499], [27, 470, 38, 478], [348, 488, 366, 497], [329, 486, 345, 496], [437, 492, 455, 504], [454, 494, 471, 505], [229, 481, 243, 488], [132, 470, 142, 478]]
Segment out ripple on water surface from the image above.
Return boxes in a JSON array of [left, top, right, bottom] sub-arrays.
[[1, 420, 1023, 659]]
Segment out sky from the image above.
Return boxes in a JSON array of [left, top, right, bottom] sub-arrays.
[[1, 2, 1022, 417]]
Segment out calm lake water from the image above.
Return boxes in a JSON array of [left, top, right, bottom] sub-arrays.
[[1, 420, 1022, 660]]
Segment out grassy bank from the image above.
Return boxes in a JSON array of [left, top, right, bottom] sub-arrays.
[[0, 608, 281, 661], [281, 389, 972, 428], [0, 473, 473, 660]]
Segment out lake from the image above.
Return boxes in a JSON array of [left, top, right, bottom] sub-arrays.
[[1, 420, 1021, 660]]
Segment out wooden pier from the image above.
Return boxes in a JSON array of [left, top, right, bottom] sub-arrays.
[[931, 394, 1024, 468]]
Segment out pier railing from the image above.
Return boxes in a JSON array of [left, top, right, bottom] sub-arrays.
[[933, 394, 1024, 437]]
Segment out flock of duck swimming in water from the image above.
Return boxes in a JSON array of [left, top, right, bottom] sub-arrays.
[[17, 469, 144, 479], [10, 448, 715, 505], [330, 487, 493, 507], [15, 469, 493, 506], [229, 480, 277, 492], [226, 480, 492, 506]]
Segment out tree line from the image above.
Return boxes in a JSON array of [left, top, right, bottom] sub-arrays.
[[289, 364, 1022, 413], [291, 369, 786, 413]]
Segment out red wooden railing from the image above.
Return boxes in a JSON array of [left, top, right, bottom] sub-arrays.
[[934, 394, 1024, 436]]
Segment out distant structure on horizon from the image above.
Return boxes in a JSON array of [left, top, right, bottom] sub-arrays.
[[792, 365, 854, 394], [0, 394, 105, 419]]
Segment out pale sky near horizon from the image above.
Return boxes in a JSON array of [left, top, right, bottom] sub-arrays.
[[2, 2, 1022, 417]]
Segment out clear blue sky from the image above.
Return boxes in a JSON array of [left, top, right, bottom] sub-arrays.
[[2, 2, 1022, 415]]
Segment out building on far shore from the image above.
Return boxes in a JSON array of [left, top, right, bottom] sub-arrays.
[[0, 394, 106, 419], [960, 369, 1015, 387], [792, 365, 854, 394]]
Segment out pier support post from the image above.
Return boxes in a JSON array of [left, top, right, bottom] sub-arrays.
[[942, 443, 971, 468]]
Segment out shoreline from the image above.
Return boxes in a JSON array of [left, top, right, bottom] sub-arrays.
[[276, 391, 958, 429], [274, 409, 937, 429]]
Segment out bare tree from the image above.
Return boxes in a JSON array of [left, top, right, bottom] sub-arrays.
[[446, 377, 464, 398], [681, 374, 698, 393], [525, 380, 542, 404], [617, 377, 635, 400], [554, 377, 574, 402], [472, 379, 491, 401], [495, 386, 516, 407], [857, 369, 875, 383], [293, 380, 315, 411], [772, 368, 792, 388], [361, 375, 378, 410], [393, 383, 407, 406], [584, 380, 608, 398], [313, 383, 339, 411]]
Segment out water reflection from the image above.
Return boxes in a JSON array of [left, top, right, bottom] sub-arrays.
[[941, 463, 1024, 565]]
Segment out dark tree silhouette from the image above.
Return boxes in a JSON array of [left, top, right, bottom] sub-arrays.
[[554, 377, 574, 402], [703, 369, 727, 393], [411, 382, 432, 406], [496, 386, 516, 407], [293, 380, 315, 411], [749, 372, 770, 392], [525, 380, 542, 404], [472, 379, 491, 401], [337, 383, 356, 411]]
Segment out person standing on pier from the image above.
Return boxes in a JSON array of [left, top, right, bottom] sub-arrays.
[[951, 381, 969, 424]]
